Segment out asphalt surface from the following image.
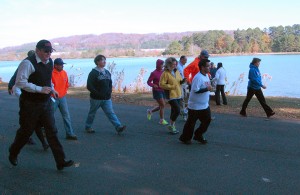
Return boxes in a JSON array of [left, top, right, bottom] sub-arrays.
[[1, 90, 300, 194]]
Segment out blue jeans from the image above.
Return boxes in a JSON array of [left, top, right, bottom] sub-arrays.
[[53, 96, 76, 136], [85, 98, 121, 130]]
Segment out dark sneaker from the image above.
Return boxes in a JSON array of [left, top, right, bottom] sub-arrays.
[[240, 110, 247, 117], [8, 147, 18, 166], [193, 136, 208, 144], [66, 135, 78, 140], [267, 111, 275, 118], [27, 137, 36, 145], [179, 137, 192, 145], [56, 160, 74, 171], [116, 125, 126, 134], [85, 128, 95, 133], [43, 143, 49, 151]]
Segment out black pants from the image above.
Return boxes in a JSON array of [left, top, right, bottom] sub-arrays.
[[241, 87, 273, 116], [179, 107, 211, 141], [215, 85, 227, 105], [168, 99, 181, 121], [10, 98, 65, 165]]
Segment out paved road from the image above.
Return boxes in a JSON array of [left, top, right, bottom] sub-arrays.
[[1, 90, 300, 194]]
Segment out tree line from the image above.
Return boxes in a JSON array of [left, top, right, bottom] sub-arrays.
[[1, 24, 299, 61], [164, 24, 300, 55]]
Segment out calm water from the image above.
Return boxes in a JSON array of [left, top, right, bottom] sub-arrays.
[[1, 55, 300, 98]]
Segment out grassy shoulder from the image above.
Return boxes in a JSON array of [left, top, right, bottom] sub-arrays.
[[1, 82, 299, 121], [67, 86, 300, 121]]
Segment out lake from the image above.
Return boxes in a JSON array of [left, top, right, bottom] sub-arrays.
[[0, 55, 299, 98]]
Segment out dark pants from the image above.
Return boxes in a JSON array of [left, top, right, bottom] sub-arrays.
[[10, 98, 65, 165], [215, 85, 227, 105], [168, 99, 181, 121], [179, 107, 211, 141], [241, 87, 273, 116]]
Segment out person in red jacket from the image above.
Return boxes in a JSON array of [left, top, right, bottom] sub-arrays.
[[52, 58, 77, 140], [184, 50, 210, 85]]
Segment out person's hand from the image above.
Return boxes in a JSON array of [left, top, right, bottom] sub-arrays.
[[8, 89, 13, 95], [180, 78, 187, 85], [262, 85, 267, 89], [153, 84, 158, 88], [207, 85, 212, 91], [52, 90, 59, 98], [41, 86, 52, 94]]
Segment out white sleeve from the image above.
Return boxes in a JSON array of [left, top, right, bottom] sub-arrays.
[[15, 60, 43, 93]]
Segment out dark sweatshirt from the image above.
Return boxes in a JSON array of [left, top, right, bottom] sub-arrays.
[[87, 68, 112, 100]]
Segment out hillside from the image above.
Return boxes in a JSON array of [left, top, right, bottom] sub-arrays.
[[0, 32, 208, 60]]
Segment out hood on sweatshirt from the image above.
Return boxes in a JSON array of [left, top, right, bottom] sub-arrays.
[[156, 59, 164, 70]]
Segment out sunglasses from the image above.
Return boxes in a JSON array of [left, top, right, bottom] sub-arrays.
[[43, 49, 53, 54]]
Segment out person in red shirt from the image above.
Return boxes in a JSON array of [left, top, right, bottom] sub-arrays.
[[184, 50, 210, 85], [52, 58, 77, 140]]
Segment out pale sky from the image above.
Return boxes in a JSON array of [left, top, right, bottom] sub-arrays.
[[0, 0, 299, 48]]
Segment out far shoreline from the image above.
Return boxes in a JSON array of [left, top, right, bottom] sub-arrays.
[[1, 52, 300, 62]]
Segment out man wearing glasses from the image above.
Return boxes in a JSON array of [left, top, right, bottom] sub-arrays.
[[8, 40, 74, 170]]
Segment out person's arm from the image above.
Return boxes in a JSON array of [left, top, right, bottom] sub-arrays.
[[147, 72, 155, 88], [15, 60, 43, 93], [193, 76, 211, 93], [212, 70, 220, 82], [87, 70, 102, 97], [8, 69, 18, 90], [195, 88, 209, 93], [184, 62, 194, 84], [249, 69, 263, 87], [159, 72, 175, 90]]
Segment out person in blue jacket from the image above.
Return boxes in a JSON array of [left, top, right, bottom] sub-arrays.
[[240, 58, 275, 118]]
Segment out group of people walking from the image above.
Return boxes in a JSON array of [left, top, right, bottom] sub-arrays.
[[8, 39, 126, 170], [7, 39, 275, 170], [147, 50, 275, 144]]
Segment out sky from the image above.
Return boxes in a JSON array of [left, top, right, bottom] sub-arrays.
[[0, 0, 299, 48]]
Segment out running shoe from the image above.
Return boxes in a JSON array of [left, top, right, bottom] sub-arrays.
[[159, 119, 168, 125]]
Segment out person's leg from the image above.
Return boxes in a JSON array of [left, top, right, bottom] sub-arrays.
[[158, 99, 165, 118], [254, 89, 274, 116], [241, 88, 255, 115], [101, 99, 123, 130], [9, 100, 39, 163], [194, 107, 211, 141], [168, 99, 181, 125], [220, 85, 227, 105], [41, 99, 66, 166], [148, 91, 163, 120], [215, 85, 221, 105], [85, 98, 101, 130], [179, 109, 198, 142], [34, 121, 48, 150], [57, 97, 76, 137], [151, 106, 160, 113]]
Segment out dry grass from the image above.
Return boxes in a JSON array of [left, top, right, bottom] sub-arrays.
[[66, 86, 300, 121], [1, 82, 299, 121]]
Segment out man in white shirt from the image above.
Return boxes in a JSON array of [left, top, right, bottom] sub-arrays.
[[8, 39, 74, 170], [179, 59, 212, 144]]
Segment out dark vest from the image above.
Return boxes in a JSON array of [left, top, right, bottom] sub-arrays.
[[21, 54, 53, 102]]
